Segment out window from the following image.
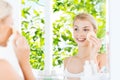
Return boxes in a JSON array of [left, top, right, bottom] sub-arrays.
[[21, 0, 108, 79]]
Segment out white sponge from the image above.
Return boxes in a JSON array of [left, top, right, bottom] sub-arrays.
[[87, 31, 96, 41]]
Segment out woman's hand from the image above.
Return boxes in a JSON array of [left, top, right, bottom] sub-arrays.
[[12, 31, 35, 80], [87, 31, 102, 60], [12, 31, 30, 65]]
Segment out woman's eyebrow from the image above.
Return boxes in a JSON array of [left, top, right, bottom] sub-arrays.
[[74, 25, 90, 28], [74, 25, 79, 28], [82, 26, 89, 28]]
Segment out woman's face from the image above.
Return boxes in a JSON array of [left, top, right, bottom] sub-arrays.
[[73, 19, 95, 47], [0, 15, 13, 46]]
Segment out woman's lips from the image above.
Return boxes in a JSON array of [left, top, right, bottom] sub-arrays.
[[77, 38, 86, 42]]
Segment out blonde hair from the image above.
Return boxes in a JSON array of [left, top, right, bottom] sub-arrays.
[[0, 0, 12, 19], [73, 13, 97, 30]]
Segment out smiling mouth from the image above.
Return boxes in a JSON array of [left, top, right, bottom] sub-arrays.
[[77, 38, 86, 42]]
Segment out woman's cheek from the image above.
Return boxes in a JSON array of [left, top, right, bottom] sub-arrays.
[[6, 27, 13, 38], [2, 27, 12, 42]]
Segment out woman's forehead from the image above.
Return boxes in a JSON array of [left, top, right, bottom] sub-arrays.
[[74, 19, 93, 28]]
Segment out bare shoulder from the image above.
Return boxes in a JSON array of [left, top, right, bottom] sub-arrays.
[[97, 53, 108, 60], [0, 59, 20, 80], [97, 53, 108, 69], [64, 57, 71, 64], [0, 59, 10, 66], [64, 56, 73, 67], [64, 56, 76, 63]]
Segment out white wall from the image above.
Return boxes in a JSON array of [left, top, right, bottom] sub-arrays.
[[110, 0, 120, 80]]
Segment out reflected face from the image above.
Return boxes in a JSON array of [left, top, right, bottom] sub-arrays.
[[0, 15, 13, 46], [2, 15, 13, 26], [73, 19, 95, 46]]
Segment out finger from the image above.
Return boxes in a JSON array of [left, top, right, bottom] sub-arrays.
[[19, 37, 28, 46], [89, 36, 101, 49], [89, 38, 97, 48], [17, 36, 29, 49], [90, 37, 100, 49], [13, 31, 21, 47], [87, 31, 96, 41]]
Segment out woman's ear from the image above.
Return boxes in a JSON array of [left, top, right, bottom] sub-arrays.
[[94, 29, 97, 33], [0, 19, 2, 24], [0, 19, 4, 25], [0, 20, 3, 26]]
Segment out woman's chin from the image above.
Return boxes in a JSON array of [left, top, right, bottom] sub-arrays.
[[0, 42, 7, 47], [0, 37, 9, 47], [77, 41, 89, 47]]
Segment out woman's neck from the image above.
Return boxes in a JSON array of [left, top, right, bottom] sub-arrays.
[[77, 45, 98, 63], [77, 45, 91, 59]]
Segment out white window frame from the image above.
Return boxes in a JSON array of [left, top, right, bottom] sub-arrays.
[[7, 0, 116, 80]]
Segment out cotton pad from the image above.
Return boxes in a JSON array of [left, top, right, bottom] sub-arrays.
[[87, 31, 96, 41]]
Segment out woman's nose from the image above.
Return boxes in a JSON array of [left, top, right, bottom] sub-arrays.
[[78, 30, 85, 37]]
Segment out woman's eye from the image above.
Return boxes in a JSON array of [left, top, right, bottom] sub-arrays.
[[74, 28, 78, 31], [83, 29, 89, 31]]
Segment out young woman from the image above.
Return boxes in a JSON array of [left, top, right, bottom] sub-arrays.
[[64, 13, 108, 80], [0, 0, 35, 80]]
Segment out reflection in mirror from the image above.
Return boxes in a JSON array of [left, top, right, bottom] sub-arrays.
[[21, 0, 110, 80], [63, 13, 109, 80], [53, 0, 109, 80]]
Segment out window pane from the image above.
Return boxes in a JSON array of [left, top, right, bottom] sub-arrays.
[[21, 0, 45, 70], [52, 0, 109, 79]]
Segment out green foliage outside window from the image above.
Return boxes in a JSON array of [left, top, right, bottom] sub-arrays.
[[21, 0, 45, 70], [21, 0, 106, 69], [52, 0, 106, 67]]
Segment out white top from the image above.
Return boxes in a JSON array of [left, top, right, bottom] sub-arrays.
[[64, 58, 109, 80], [0, 35, 24, 80], [64, 57, 83, 80], [64, 69, 83, 80]]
